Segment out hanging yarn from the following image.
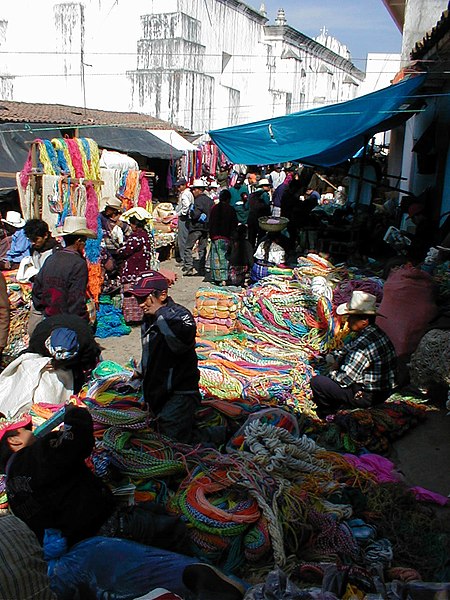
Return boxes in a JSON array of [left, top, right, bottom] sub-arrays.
[[52, 138, 74, 176], [75, 138, 91, 177], [66, 138, 85, 178], [39, 139, 60, 175], [86, 262, 103, 304], [138, 172, 152, 208], [84, 183, 99, 232], [85, 138, 101, 180], [19, 151, 33, 189]]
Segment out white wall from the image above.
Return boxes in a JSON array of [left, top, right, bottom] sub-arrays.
[[0, 0, 363, 133], [401, 0, 449, 58]]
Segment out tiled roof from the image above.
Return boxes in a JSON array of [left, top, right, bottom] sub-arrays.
[[411, 7, 450, 58], [0, 100, 189, 133]]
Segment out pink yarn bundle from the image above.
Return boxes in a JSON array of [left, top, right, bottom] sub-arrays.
[[138, 172, 152, 208], [85, 183, 99, 232], [66, 138, 85, 178], [19, 150, 33, 189]]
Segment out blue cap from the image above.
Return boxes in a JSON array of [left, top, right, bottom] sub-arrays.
[[45, 328, 80, 361]]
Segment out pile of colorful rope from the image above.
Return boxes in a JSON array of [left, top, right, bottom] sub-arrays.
[[79, 363, 144, 438], [301, 398, 428, 455], [196, 271, 341, 416], [102, 428, 186, 479], [194, 287, 241, 336]]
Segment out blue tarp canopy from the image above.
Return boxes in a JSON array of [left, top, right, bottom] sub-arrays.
[[209, 74, 427, 167]]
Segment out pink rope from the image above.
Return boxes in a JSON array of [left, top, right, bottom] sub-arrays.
[[85, 183, 99, 231], [66, 138, 85, 178], [138, 172, 152, 208], [19, 150, 33, 189]]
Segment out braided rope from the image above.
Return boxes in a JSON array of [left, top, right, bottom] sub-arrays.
[[102, 428, 185, 479]]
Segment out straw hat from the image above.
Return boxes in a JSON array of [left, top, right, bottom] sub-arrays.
[[2, 210, 25, 228], [336, 291, 379, 316], [60, 216, 97, 239], [104, 197, 123, 210]]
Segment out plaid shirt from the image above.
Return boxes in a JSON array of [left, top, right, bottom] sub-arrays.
[[0, 515, 56, 599], [332, 324, 397, 391]]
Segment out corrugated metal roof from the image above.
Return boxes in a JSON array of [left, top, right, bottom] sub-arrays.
[[0, 100, 189, 133]]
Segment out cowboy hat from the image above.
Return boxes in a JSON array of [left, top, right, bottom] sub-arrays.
[[336, 291, 379, 316], [104, 197, 123, 211], [191, 179, 208, 188], [257, 178, 272, 187], [2, 211, 25, 228], [60, 216, 97, 239]]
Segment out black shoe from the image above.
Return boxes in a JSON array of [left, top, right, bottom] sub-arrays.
[[182, 563, 244, 600]]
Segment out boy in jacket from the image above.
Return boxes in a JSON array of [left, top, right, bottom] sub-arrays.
[[130, 270, 201, 443]]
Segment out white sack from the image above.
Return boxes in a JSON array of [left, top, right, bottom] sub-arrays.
[[0, 353, 73, 417]]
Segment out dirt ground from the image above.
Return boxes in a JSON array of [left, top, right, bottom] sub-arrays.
[[98, 258, 450, 502]]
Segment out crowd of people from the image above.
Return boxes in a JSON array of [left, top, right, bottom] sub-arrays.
[[171, 160, 450, 289], [0, 155, 448, 599]]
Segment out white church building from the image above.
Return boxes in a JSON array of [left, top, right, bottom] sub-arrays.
[[0, 0, 364, 134]]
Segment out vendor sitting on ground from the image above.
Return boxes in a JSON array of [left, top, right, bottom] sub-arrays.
[[310, 291, 397, 419], [1, 406, 187, 551], [26, 314, 102, 393]]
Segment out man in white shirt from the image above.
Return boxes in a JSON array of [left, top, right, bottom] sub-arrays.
[[174, 178, 193, 270], [269, 165, 286, 190]]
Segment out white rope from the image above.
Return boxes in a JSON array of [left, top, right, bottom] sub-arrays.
[[244, 420, 330, 477]]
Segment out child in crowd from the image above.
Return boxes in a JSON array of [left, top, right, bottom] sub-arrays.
[[227, 224, 254, 287]]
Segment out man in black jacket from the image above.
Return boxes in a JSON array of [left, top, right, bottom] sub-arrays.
[[183, 179, 212, 276], [31, 216, 96, 320], [131, 271, 201, 442]]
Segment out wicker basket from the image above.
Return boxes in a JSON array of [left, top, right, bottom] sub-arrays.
[[258, 216, 289, 232]]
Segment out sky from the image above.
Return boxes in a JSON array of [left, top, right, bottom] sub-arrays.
[[262, 0, 402, 70]]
